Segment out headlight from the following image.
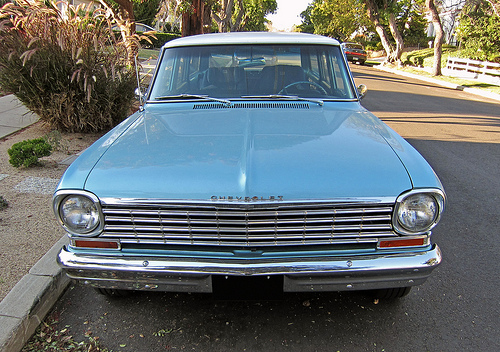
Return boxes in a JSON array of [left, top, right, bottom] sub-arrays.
[[394, 189, 445, 235], [54, 191, 103, 236]]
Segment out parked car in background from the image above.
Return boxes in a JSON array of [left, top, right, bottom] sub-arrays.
[[135, 23, 156, 32], [54, 32, 445, 299], [112, 23, 157, 32], [342, 42, 367, 65]]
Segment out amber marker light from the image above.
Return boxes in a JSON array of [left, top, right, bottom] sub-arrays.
[[73, 239, 119, 249], [378, 237, 427, 249]]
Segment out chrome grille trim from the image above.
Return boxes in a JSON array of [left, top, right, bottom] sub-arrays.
[[99, 200, 397, 247]]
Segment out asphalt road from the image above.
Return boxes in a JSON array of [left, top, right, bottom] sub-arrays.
[[49, 65, 500, 352]]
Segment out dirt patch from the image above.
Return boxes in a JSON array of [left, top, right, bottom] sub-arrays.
[[0, 121, 102, 301]]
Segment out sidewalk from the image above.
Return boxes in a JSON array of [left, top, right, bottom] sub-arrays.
[[0, 95, 39, 140]]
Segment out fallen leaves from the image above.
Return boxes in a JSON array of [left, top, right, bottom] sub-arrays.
[[153, 327, 182, 337]]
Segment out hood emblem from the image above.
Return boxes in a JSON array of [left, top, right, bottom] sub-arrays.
[[211, 196, 283, 202]]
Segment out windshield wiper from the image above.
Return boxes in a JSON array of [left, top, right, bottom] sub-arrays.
[[242, 95, 323, 106], [155, 94, 232, 106]]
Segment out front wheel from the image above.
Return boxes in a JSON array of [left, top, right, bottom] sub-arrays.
[[369, 287, 412, 299]]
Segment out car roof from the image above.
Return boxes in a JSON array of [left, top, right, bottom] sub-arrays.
[[163, 32, 341, 49]]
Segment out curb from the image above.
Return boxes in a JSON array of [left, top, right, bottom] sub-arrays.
[[374, 65, 500, 102], [0, 95, 39, 140], [0, 236, 69, 352]]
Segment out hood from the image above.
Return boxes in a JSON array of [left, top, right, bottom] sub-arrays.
[[83, 102, 412, 200]]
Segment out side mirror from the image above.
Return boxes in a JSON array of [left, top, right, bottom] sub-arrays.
[[357, 84, 367, 99]]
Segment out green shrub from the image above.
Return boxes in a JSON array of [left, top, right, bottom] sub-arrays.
[[364, 41, 383, 52], [8, 138, 52, 168], [0, 1, 137, 133]]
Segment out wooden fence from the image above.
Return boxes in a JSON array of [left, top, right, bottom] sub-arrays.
[[444, 57, 500, 85]]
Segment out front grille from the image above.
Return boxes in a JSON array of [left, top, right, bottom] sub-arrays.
[[100, 201, 396, 247]]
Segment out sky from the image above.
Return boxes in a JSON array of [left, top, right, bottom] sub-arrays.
[[266, 0, 312, 32]]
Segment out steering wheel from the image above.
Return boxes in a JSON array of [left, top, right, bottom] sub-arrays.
[[279, 81, 328, 95]]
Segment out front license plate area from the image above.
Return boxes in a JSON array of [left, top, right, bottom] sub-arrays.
[[212, 275, 284, 300]]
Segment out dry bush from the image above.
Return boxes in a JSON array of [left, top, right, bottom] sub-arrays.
[[0, 0, 137, 132]]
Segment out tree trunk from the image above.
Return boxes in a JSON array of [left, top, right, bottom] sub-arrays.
[[212, 0, 245, 32], [486, 0, 500, 17], [364, 0, 394, 63], [230, 0, 245, 31], [203, 2, 212, 33], [212, 0, 233, 32], [387, 13, 404, 63], [182, 0, 204, 36], [426, 0, 444, 76]]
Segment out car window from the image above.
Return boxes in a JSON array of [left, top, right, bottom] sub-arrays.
[[149, 44, 356, 100]]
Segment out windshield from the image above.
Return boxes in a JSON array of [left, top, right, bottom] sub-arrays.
[[148, 44, 356, 100]]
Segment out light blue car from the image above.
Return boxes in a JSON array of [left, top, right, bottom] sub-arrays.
[[54, 32, 445, 299]]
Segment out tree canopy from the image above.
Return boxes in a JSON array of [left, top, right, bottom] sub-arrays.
[[457, 0, 500, 62], [308, 0, 370, 42], [299, 0, 432, 64]]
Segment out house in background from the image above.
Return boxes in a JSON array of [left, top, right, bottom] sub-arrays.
[[426, 0, 464, 45]]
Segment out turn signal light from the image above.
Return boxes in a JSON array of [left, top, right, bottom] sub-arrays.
[[73, 239, 119, 249], [378, 237, 426, 249]]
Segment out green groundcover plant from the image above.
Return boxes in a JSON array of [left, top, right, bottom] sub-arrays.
[[8, 138, 52, 168], [0, 0, 137, 132]]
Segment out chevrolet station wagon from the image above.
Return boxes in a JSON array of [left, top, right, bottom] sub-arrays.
[[54, 32, 445, 299]]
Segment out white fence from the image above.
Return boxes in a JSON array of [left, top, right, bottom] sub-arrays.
[[444, 57, 500, 85]]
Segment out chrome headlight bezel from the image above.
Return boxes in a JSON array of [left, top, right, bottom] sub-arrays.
[[53, 190, 103, 237], [393, 189, 445, 236]]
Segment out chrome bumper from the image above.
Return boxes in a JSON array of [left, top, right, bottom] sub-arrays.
[[57, 245, 442, 293]]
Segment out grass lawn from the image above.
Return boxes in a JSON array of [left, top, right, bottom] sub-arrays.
[[374, 47, 500, 97], [138, 48, 160, 60], [400, 66, 500, 95]]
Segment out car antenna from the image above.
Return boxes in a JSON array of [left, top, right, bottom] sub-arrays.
[[134, 55, 144, 111]]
